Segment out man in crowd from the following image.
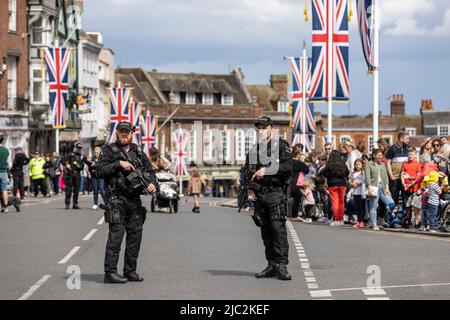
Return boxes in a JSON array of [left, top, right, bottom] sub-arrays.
[[386, 131, 410, 206], [11, 147, 29, 199], [324, 142, 333, 159], [0, 135, 9, 213], [29, 152, 47, 197]]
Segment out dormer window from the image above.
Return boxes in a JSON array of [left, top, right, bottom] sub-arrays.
[[202, 93, 213, 105], [222, 94, 233, 106], [277, 101, 289, 112], [169, 91, 180, 104], [186, 92, 196, 105]]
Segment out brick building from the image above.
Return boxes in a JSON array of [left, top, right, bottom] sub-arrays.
[[0, 0, 29, 163]]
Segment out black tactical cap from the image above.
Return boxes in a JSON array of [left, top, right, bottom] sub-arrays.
[[254, 116, 273, 128], [117, 121, 133, 132], [75, 143, 83, 149]]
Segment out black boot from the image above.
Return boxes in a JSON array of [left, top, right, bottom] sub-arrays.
[[73, 204, 81, 209], [255, 264, 277, 278], [125, 272, 144, 282], [192, 207, 196, 213], [195, 207, 200, 213], [104, 272, 128, 284], [277, 264, 292, 281], [65, 204, 70, 210]]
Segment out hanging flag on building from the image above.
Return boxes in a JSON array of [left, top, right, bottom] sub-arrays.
[[356, 0, 375, 72], [109, 87, 130, 143], [140, 111, 158, 158], [129, 102, 141, 145], [173, 129, 188, 177], [44, 47, 71, 129], [310, 0, 350, 101]]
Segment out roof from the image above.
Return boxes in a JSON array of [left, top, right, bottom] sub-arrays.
[[147, 71, 251, 105], [319, 116, 398, 131], [422, 110, 450, 126], [246, 85, 276, 111]]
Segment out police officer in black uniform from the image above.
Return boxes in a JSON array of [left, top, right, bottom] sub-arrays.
[[244, 116, 293, 280], [62, 143, 84, 210], [97, 121, 156, 284]]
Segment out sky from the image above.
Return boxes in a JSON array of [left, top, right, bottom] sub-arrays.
[[82, 0, 450, 116]]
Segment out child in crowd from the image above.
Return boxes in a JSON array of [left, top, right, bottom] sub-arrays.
[[420, 171, 442, 232], [350, 159, 366, 228], [299, 180, 316, 223]]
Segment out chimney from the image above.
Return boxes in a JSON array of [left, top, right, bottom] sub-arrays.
[[420, 99, 433, 112], [391, 94, 405, 116], [270, 74, 288, 97]]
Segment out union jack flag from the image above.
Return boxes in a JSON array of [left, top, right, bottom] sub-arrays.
[[141, 111, 158, 158], [109, 87, 130, 143], [129, 102, 141, 145], [44, 47, 71, 129], [357, 0, 375, 71], [173, 129, 188, 176], [310, 0, 349, 101], [288, 57, 316, 135]]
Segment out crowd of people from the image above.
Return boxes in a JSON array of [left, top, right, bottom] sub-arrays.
[[243, 131, 450, 233]]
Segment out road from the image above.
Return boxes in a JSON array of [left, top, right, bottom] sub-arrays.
[[1, 194, 449, 300]]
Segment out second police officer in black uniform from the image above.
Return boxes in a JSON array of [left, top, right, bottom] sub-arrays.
[[62, 143, 84, 210], [97, 121, 157, 284], [244, 116, 293, 280]]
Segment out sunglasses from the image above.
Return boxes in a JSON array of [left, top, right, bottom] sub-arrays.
[[433, 144, 440, 147], [325, 148, 332, 150]]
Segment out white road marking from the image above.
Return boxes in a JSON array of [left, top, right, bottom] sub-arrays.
[[367, 297, 391, 300], [82, 229, 98, 241], [310, 290, 333, 298], [58, 246, 81, 264], [97, 216, 105, 225], [322, 282, 450, 293], [363, 288, 387, 296], [304, 271, 314, 277], [18, 275, 51, 300], [301, 263, 310, 269], [308, 283, 319, 289], [305, 277, 317, 283], [299, 258, 309, 262]]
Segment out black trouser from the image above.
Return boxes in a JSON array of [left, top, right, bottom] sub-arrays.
[[104, 196, 145, 275], [354, 195, 365, 222], [64, 173, 80, 205], [12, 174, 24, 198], [32, 178, 47, 197], [290, 188, 302, 218], [389, 179, 405, 206], [254, 190, 289, 265]]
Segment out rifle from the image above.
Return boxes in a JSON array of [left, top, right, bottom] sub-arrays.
[[119, 148, 154, 196]]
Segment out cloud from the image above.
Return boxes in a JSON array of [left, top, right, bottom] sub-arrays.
[[433, 8, 450, 36]]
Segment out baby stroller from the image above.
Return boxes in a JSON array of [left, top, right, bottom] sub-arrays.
[[437, 194, 450, 233], [151, 172, 180, 213]]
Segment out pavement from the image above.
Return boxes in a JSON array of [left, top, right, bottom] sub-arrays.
[[1, 194, 450, 300]]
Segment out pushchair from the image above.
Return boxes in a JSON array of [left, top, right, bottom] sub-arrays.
[[150, 172, 180, 213], [437, 193, 450, 233]]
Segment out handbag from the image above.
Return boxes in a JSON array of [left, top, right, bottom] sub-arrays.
[[366, 185, 379, 197], [296, 172, 305, 187]]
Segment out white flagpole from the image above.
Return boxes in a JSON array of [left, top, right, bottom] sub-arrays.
[[327, 0, 333, 146], [373, 0, 380, 148], [301, 42, 308, 149]]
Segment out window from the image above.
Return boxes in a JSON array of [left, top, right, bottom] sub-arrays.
[[32, 69, 45, 103], [245, 129, 257, 155], [186, 92, 196, 105], [340, 135, 351, 144], [277, 101, 289, 112], [169, 92, 180, 104], [32, 17, 43, 45], [405, 128, 416, 137], [383, 135, 393, 145], [7, 56, 17, 109], [439, 125, 449, 136], [188, 130, 197, 162], [8, 0, 16, 32], [222, 94, 233, 106], [278, 131, 286, 140], [203, 130, 213, 161], [202, 93, 213, 105], [368, 135, 375, 153], [236, 130, 245, 161], [220, 130, 231, 163]]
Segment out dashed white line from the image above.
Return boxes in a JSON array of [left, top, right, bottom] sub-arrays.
[[367, 297, 391, 300], [58, 246, 80, 264], [310, 290, 333, 298], [18, 275, 51, 300], [97, 216, 105, 225], [363, 288, 387, 296], [82, 229, 98, 241]]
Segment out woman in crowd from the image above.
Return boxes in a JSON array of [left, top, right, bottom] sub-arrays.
[[430, 138, 448, 174], [43, 154, 54, 196], [150, 147, 171, 172], [377, 138, 390, 162], [322, 150, 349, 226], [420, 138, 433, 163], [86, 146, 106, 210], [365, 149, 396, 231]]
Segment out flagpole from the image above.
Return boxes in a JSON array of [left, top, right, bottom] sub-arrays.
[[327, 0, 333, 146], [301, 42, 308, 149], [372, 0, 379, 148], [178, 125, 183, 197]]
